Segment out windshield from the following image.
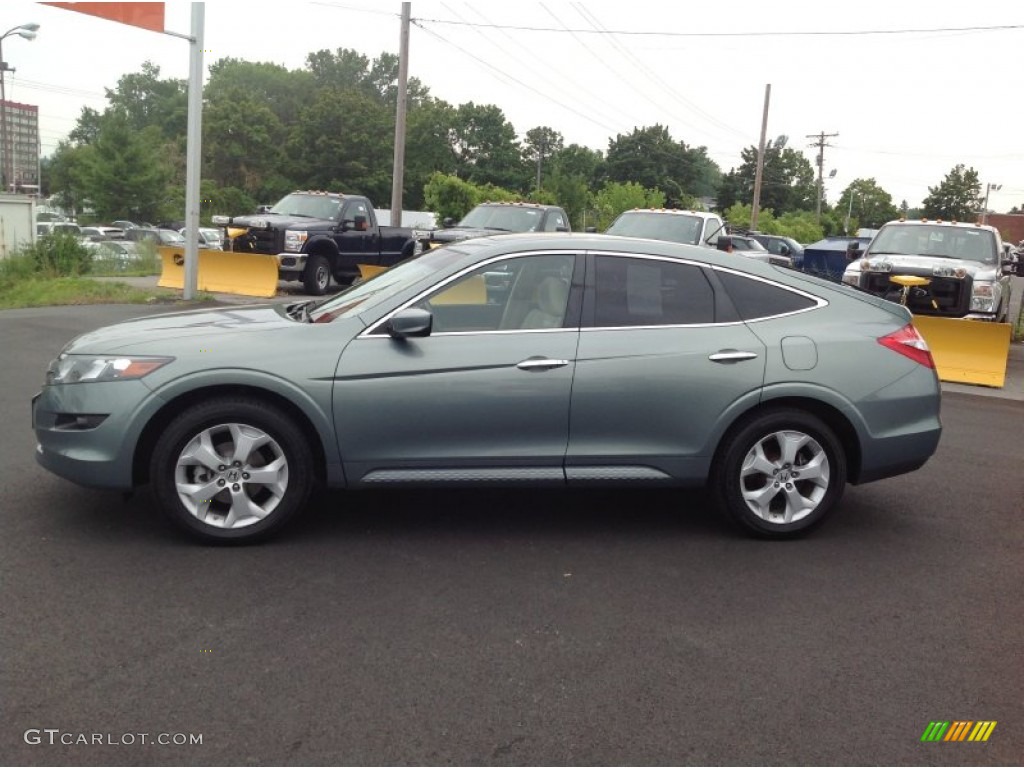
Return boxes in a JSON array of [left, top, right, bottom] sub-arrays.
[[868, 224, 997, 263], [737, 238, 768, 251], [458, 205, 544, 232], [270, 193, 343, 221], [308, 247, 470, 323], [605, 212, 703, 245]]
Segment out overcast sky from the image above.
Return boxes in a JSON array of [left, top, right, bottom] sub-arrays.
[[4, 0, 1022, 211]]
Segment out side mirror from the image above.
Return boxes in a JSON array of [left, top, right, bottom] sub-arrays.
[[585, 226, 597, 233], [386, 307, 433, 339], [555, 226, 569, 232], [442, 217, 455, 228], [779, 244, 791, 256]]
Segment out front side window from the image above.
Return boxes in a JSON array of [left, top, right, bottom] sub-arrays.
[[411, 253, 576, 333], [592, 256, 715, 327]]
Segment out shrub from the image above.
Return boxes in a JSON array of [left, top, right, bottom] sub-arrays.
[[23, 232, 93, 277]]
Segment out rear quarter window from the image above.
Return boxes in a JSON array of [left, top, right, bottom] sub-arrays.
[[716, 269, 817, 320]]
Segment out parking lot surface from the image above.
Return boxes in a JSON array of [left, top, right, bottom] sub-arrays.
[[3, 304, 1022, 766]]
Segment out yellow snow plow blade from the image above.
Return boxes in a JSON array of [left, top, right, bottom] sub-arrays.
[[157, 247, 279, 298], [357, 263, 389, 281], [911, 315, 1012, 388]]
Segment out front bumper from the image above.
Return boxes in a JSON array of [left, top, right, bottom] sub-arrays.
[[33, 380, 160, 490], [276, 253, 308, 274]]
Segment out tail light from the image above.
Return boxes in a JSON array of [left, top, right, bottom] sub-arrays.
[[878, 323, 935, 369]]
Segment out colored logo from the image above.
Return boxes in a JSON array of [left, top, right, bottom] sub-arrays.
[[921, 721, 996, 742]]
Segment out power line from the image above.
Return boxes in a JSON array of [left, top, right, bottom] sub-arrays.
[[411, 18, 1024, 38], [410, 20, 622, 135]]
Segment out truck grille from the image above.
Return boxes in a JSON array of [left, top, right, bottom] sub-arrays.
[[861, 271, 971, 317], [227, 228, 282, 255]]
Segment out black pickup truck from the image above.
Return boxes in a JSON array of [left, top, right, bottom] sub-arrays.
[[213, 191, 421, 295]]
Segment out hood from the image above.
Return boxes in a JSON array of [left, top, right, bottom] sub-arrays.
[[857, 253, 999, 279], [65, 305, 295, 354], [229, 213, 333, 231], [431, 227, 506, 243]]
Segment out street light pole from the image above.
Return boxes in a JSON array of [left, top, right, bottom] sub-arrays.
[[844, 191, 858, 235], [0, 23, 39, 194]]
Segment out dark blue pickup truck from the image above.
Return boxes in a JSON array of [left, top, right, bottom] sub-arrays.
[[213, 191, 421, 295]]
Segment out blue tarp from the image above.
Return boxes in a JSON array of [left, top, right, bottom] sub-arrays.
[[801, 236, 866, 282]]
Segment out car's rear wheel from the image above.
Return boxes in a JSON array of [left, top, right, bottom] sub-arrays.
[[711, 408, 847, 538], [303, 254, 330, 295], [150, 398, 314, 543]]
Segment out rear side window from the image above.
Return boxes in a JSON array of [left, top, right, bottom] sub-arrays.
[[716, 270, 817, 320], [593, 256, 715, 326]]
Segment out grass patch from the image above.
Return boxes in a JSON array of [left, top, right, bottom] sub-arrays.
[[0, 276, 206, 309]]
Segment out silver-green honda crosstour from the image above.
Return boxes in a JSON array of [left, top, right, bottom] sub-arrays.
[[33, 234, 942, 543]]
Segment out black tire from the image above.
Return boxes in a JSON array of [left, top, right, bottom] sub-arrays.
[[303, 254, 330, 295], [150, 397, 314, 544], [710, 408, 847, 539]]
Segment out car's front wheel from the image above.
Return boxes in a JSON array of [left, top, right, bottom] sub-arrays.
[[711, 408, 847, 538], [150, 398, 314, 543]]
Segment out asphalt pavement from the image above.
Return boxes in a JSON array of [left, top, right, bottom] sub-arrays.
[[2, 303, 1022, 766]]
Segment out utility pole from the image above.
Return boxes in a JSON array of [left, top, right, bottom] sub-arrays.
[[750, 84, 771, 231], [982, 183, 1001, 225], [806, 130, 838, 223], [389, 2, 411, 227]]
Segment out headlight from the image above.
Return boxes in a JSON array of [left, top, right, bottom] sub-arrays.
[[284, 230, 308, 252], [970, 281, 996, 313], [859, 259, 891, 272], [47, 355, 174, 385]]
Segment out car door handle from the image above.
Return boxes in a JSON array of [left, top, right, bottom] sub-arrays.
[[516, 358, 570, 371], [708, 350, 759, 363]]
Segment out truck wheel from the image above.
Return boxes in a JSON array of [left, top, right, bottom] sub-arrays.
[[303, 254, 330, 295]]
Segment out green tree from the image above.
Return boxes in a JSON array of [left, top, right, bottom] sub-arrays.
[[604, 125, 706, 206], [593, 181, 665, 230], [836, 179, 900, 232], [921, 164, 982, 221], [403, 99, 459, 209], [45, 140, 94, 216], [523, 126, 564, 191], [81, 113, 173, 222], [447, 103, 525, 191], [287, 88, 393, 203], [422, 172, 483, 222], [721, 136, 816, 215], [104, 61, 187, 140]]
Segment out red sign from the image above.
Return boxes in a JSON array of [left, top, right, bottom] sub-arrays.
[[43, 3, 165, 34]]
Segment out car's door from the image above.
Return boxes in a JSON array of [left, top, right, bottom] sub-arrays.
[[566, 253, 767, 483], [333, 252, 583, 485]]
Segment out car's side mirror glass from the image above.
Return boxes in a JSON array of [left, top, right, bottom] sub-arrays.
[[386, 307, 433, 339]]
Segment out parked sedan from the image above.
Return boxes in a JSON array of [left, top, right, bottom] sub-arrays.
[[32, 234, 942, 543]]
